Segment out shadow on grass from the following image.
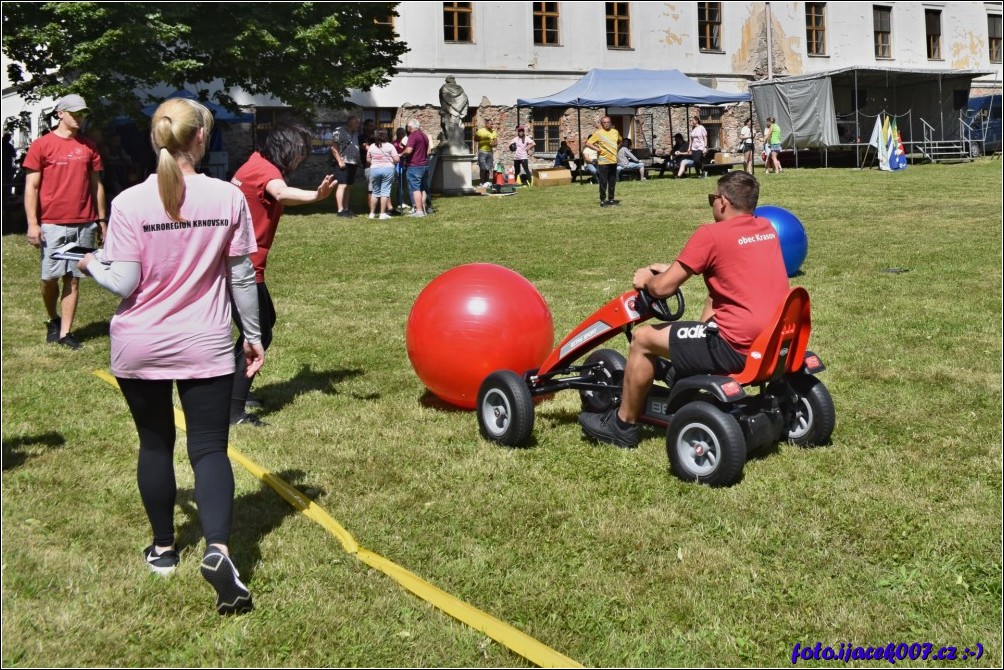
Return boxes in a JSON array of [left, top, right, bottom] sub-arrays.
[[256, 364, 367, 415], [175, 469, 323, 581], [1, 431, 66, 470], [418, 391, 468, 413], [74, 319, 110, 344]]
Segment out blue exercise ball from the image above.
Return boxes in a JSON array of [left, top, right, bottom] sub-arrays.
[[754, 205, 808, 277]]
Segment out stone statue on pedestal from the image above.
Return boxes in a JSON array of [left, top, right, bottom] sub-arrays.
[[439, 76, 469, 155]]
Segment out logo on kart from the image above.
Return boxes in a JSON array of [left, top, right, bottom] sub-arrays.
[[675, 324, 706, 339]]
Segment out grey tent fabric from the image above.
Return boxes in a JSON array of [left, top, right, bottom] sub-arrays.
[[750, 77, 837, 149], [749, 67, 994, 149], [517, 68, 751, 108]]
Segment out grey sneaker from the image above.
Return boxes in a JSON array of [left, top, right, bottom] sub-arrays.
[[579, 408, 639, 449], [46, 317, 61, 344], [200, 548, 253, 615]]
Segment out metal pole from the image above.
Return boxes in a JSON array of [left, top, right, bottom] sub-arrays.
[[855, 70, 861, 168], [766, 2, 774, 81], [576, 107, 583, 183], [749, 99, 755, 174]]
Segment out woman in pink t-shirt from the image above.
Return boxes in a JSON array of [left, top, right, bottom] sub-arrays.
[[79, 98, 262, 615], [507, 125, 535, 185], [366, 129, 400, 219]]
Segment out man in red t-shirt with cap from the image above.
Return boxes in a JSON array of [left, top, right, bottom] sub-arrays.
[[23, 94, 106, 350], [580, 170, 790, 449]]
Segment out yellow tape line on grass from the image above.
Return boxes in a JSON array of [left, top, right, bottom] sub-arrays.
[[94, 370, 581, 668]]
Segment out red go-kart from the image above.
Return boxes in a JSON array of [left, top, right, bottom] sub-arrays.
[[475, 286, 835, 486]]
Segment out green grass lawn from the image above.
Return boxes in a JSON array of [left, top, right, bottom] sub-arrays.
[[2, 161, 1001, 667]]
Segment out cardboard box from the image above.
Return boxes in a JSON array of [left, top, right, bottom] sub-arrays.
[[532, 167, 572, 187], [714, 152, 737, 164]]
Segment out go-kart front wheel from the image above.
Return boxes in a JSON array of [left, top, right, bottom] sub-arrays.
[[666, 401, 747, 487], [785, 373, 836, 447], [477, 370, 535, 447], [579, 349, 626, 413]]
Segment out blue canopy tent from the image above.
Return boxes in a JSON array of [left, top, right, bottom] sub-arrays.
[[141, 89, 254, 124], [516, 68, 752, 178], [517, 68, 751, 108]]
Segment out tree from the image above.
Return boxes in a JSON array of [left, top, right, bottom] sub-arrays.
[[2, 2, 408, 119]]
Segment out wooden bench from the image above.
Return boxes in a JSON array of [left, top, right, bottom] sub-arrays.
[[682, 150, 745, 178]]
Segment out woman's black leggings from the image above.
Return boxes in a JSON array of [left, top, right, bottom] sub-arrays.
[[512, 159, 530, 185], [117, 374, 234, 548]]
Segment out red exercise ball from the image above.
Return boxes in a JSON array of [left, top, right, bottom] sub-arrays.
[[406, 263, 554, 409]]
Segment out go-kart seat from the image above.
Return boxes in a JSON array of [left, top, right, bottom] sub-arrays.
[[730, 287, 811, 386]]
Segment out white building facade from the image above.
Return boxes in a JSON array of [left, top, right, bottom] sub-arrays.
[[349, 1, 1002, 108]]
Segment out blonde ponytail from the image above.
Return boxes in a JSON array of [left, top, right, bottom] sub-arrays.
[[149, 98, 214, 221]]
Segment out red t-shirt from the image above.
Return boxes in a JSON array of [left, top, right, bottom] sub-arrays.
[[676, 214, 790, 354], [22, 132, 103, 224], [230, 152, 284, 283]]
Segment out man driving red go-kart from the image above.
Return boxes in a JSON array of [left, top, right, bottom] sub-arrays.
[[579, 170, 791, 449]]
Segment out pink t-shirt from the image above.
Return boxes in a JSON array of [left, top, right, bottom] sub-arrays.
[[103, 173, 257, 379], [690, 124, 708, 152], [676, 214, 790, 354], [367, 142, 399, 169]]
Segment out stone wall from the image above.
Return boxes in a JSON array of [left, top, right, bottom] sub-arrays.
[[284, 100, 764, 189]]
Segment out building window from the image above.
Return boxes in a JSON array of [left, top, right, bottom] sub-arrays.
[[873, 6, 892, 58], [534, 2, 560, 46], [925, 9, 941, 60], [606, 2, 630, 48], [698, 2, 722, 52], [805, 3, 826, 56], [355, 108, 397, 136], [375, 12, 395, 31], [531, 109, 563, 153], [699, 107, 723, 151], [990, 14, 1003, 63], [444, 2, 472, 43]]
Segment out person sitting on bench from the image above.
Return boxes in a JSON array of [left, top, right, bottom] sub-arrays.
[[657, 133, 689, 177], [617, 138, 647, 181]]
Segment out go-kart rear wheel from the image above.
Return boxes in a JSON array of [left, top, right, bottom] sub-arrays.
[[579, 349, 626, 413], [477, 370, 535, 447], [666, 401, 746, 487], [785, 374, 835, 447]]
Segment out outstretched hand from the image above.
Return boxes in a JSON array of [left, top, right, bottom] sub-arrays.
[[316, 174, 337, 200]]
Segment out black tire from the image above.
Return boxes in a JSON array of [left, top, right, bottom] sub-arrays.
[[477, 370, 535, 447], [579, 349, 626, 413], [785, 374, 836, 447], [666, 401, 747, 487]]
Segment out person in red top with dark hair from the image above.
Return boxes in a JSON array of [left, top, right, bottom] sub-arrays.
[[580, 170, 790, 449], [227, 120, 336, 426]]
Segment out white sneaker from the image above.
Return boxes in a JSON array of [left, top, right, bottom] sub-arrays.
[[368, 213, 376, 219], [408, 211, 426, 218], [378, 213, 392, 220]]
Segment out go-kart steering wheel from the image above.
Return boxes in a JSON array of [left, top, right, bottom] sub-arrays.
[[635, 288, 685, 322]]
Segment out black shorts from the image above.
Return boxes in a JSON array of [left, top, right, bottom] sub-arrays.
[[331, 162, 357, 185], [667, 320, 746, 376]]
